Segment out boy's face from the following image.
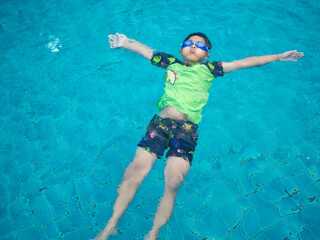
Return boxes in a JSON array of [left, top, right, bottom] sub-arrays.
[[179, 35, 210, 64]]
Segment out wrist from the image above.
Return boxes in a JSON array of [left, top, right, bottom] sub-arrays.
[[121, 38, 129, 48]]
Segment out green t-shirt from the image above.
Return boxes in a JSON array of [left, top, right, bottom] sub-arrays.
[[151, 52, 224, 124]]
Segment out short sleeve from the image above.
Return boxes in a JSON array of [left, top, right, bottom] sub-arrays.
[[204, 61, 224, 78], [151, 52, 182, 69]]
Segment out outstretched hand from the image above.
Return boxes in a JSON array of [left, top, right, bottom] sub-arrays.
[[108, 33, 128, 48], [279, 50, 304, 62]]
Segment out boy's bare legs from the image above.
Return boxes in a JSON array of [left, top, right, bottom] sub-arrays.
[[93, 147, 157, 240], [145, 156, 190, 240]]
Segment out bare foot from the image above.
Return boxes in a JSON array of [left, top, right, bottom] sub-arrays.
[[144, 229, 159, 240], [91, 224, 117, 240]]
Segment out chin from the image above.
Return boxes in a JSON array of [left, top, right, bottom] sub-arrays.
[[188, 58, 202, 63], [185, 55, 199, 61]]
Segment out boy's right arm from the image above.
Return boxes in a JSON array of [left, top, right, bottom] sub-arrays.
[[108, 33, 154, 60]]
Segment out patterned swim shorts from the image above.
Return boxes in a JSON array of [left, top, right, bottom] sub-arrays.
[[138, 115, 199, 165]]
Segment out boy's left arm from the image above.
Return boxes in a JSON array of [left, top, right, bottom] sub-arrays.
[[222, 50, 304, 73]]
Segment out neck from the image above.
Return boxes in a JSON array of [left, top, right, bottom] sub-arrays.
[[183, 60, 201, 66]]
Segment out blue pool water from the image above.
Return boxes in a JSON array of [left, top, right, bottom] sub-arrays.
[[1, 0, 320, 239]]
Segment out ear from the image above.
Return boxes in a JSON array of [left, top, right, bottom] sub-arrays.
[[204, 52, 210, 60], [179, 49, 182, 56]]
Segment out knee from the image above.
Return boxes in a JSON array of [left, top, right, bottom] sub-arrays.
[[123, 161, 150, 185], [165, 171, 184, 193], [164, 157, 190, 193], [166, 178, 182, 193], [117, 166, 143, 195], [124, 148, 156, 180]]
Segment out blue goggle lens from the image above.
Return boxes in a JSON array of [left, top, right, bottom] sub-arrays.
[[181, 40, 209, 52]]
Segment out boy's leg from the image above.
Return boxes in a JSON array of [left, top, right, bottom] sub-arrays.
[[93, 147, 157, 240], [145, 156, 190, 240]]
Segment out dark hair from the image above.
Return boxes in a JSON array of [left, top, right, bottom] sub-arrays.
[[183, 32, 212, 50]]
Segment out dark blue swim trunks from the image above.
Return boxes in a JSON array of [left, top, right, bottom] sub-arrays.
[[138, 115, 199, 165]]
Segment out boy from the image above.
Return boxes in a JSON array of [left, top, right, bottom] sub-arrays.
[[93, 32, 304, 240]]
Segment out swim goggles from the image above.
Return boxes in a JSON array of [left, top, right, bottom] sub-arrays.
[[181, 40, 209, 52]]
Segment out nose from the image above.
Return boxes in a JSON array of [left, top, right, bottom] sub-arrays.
[[190, 42, 196, 48]]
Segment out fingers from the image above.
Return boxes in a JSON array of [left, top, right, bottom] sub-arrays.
[[297, 52, 304, 58], [108, 33, 126, 48], [108, 39, 115, 48], [116, 32, 125, 39], [108, 34, 118, 48], [293, 51, 304, 59], [284, 50, 304, 61], [108, 34, 116, 40]]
